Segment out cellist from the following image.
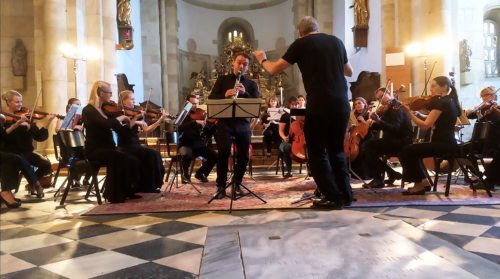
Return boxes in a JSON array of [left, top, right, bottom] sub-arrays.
[[362, 88, 413, 188], [278, 96, 299, 178], [345, 97, 371, 179]]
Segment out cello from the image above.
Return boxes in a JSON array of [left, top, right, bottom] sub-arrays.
[[288, 118, 307, 163]]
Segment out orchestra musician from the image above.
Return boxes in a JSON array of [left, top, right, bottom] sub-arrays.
[[1, 114, 24, 207], [278, 96, 299, 178], [362, 88, 413, 188], [464, 86, 497, 121], [1, 90, 55, 199], [254, 16, 354, 209], [256, 96, 281, 157], [81, 81, 141, 203], [177, 94, 217, 184], [347, 97, 371, 180], [208, 52, 260, 198], [482, 104, 500, 190], [399, 76, 461, 195], [116, 90, 168, 193], [297, 94, 306, 109]]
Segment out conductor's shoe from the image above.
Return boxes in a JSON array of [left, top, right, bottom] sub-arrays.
[[312, 198, 343, 210], [181, 174, 192, 184], [363, 179, 384, 189], [384, 172, 402, 185], [195, 172, 209, 183]]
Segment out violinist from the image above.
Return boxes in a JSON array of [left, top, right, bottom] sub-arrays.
[[464, 86, 497, 121], [56, 98, 83, 131], [346, 97, 371, 180], [116, 90, 168, 193], [278, 96, 299, 178], [208, 52, 260, 198], [177, 94, 217, 185], [1, 90, 55, 198], [482, 104, 500, 190], [256, 96, 281, 157], [399, 76, 461, 195], [297, 94, 306, 109], [81, 81, 140, 203], [362, 88, 412, 188]]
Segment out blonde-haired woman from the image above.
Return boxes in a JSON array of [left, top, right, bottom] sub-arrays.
[[81, 81, 140, 203], [116, 90, 167, 192], [1, 90, 55, 199]]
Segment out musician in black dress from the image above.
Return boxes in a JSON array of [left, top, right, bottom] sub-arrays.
[[400, 76, 461, 195], [483, 104, 500, 189], [116, 90, 168, 193], [208, 52, 260, 198], [254, 16, 354, 209], [1, 90, 55, 199], [278, 96, 299, 178], [81, 81, 140, 203], [1, 114, 25, 207], [362, 88, 413, 188], [177, 94, 217, 184], [258, 96, 281, 157]]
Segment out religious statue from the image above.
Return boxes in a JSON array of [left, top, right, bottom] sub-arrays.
[[459, 39, 472, 73], [353, 0, 369, 27], [11, 39, 27, 76], [117, 0, 132, 26]]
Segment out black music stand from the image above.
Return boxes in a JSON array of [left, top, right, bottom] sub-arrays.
[[162, 102, 202, 195], [206, 98, 266, 212]]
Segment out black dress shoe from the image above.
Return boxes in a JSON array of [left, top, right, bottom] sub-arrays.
[[194, 172, 209, 183], [363, 179, 384, 189], [312, 198, 343, 210], [214, 187, 226, 199], [384, 172, 403, 185], [181, 175, 192, 184], [402, 186, 430, 195], [0, 195, 21, 208], [283, 172, 293, 178], [233, 184, 244, 196]]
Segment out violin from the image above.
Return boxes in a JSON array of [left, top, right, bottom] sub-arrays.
[[7, 107, 64, 121], [189, 107, 217, 124], [101, 101, 144, 118], [408, 95, 440, 111], [0, 110, 22, 122], [472, 100, 497, 115]]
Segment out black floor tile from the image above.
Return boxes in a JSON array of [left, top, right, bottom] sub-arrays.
[[1, 267, 67, 279], [435, 213, 499, 226], [114, 237, 202, 261], [80, 214, 140, 224], [91, 262, 196, 279], [480, 226, 500, 239], [428, 231, 475, 247], [13, 242, 104, 266], [471, 251, 500, 265], [52, 224, 124, 240], [406, 205, 461, 212], [0, 227, 45, 241], [145, 211, 203, 220], [134, 220, 203, 237]]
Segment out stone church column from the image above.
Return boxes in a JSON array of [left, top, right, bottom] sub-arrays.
[[102, 0, 117, 88], [39, 0, 68, 151], [315, 0, 333, 35], [85, 0, 103, 98], [160, 0, 180, 113]]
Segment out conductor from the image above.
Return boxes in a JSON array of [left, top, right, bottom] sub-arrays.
[[254, 16, 354, 209], [208, 52, 260, 198]]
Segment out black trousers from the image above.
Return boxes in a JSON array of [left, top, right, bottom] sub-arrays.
[[119, 146, 165, 193], [214, 121, 251, 187], [304, 111, 352, 204], [86, 148, 139, 203], [363, 138, 408, 181], [179, 144, 217, 178], [399, 142, 457, 183], [263, 124, 280, 153], [484, 151, 499, 185]]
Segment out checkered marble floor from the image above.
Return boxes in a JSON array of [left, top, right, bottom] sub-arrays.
[[1, 189, 499, 278]]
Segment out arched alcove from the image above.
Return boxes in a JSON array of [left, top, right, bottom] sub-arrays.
[[217, 17, 257, 56]]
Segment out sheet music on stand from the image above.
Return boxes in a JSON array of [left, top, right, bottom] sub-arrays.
[[267, 108, 286, 121], [206, 98, 263, 119], [60, 104, 81, 130]]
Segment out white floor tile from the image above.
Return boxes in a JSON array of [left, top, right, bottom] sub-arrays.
[[451, 207, 500, 218], [384, 207, 447, 219], [0, 254, 36, 275], [0, 209, 52, 221], [79, 230, 160, 250], [463, 236, 500, 256], [418, 220, 491, 237], [0, 233, 74, 254], [178, 212, 242, 226], [154, 248, 203, 275], [27, 219, 97, 233], [167, 227, 208, 245], [103, 215, 168, 229], [41, 251, 146, 279]]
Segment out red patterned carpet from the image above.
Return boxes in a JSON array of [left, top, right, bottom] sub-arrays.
[[82, 176, 499, 215]]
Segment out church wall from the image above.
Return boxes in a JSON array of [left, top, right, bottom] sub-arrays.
[[115, 0, 145, 102], [0, 0, 36, 105]]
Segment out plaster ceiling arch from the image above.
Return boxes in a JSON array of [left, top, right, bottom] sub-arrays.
[[183, 0, 289, 11]]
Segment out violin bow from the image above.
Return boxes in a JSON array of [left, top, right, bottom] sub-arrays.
[[374, 79, 392, 112], [421, 61, 437, 96], [30, 87, 43, 122]]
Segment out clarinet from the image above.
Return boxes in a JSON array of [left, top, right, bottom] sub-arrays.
[[233, 70, 243, 99]]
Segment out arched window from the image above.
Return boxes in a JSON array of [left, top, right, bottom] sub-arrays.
[[484, 19, 498, 78], [217, 18, 256, 56]]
